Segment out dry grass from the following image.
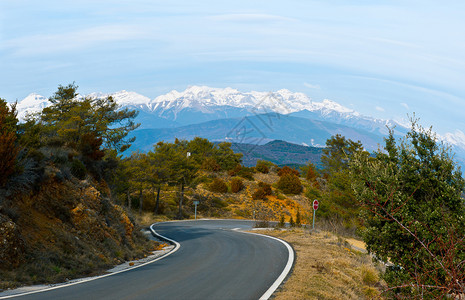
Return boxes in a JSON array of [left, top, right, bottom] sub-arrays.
[[133, 211, 170, 227], [254, 228, 385, 300]]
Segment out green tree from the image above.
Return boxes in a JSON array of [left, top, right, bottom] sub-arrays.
[[318, 135, 365, 227], [146, 148, 170, 214], [0, 99, 19, 187], [167, 139, 197, 219], [351, 123, 465, 297], [39, 83, 139, 155], [215, 142, 242, 171], [321, 134, 363, 173]]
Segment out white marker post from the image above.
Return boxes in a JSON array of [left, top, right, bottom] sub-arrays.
[[193, 200, 199, 220], [312, 199, 319, 230]]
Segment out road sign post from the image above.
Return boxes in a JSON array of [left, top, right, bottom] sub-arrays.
[[193, 200, 200, 220], [312, 199, 319, 230]]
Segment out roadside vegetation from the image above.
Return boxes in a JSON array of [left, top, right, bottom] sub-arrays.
[[1, 82, 464, 297], [0, 84, 158, 290], [255, 228, 384, 299]]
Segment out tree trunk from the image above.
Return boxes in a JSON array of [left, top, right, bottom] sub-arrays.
[[127, 189, 131, 210], [178, 181, 184, 219], [154, 185, 161, 215], [139, 188, 143, 215]]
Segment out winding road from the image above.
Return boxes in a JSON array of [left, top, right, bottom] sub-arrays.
[[1, 220, 293, 300]]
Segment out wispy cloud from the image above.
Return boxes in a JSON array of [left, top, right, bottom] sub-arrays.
[[375, 106, 385, 112], [401, 102, 409, 110], [209, 13, 297, 23], [3, 24, 148, 56], [304, 82, 320, 89]]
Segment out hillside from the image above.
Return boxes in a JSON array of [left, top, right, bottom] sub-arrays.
[[0, 176, 158, 290], [229, 140, 324, 168]]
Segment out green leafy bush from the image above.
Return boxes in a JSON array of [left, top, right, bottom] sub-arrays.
[[277, 174, 302, 194]]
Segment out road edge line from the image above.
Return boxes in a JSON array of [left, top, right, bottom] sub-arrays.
[[243, 231, 295, 300], [0, 223, 181, 299]]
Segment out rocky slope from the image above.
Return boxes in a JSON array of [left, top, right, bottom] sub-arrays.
[[0, 175, 157, 290]]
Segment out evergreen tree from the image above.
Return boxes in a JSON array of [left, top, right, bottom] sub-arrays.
[[39, 83, 139, 155], [351, 122, 465, 297], [0, 99, 19, 187]]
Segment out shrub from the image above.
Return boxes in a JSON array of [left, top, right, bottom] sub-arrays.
[[252, 188, 268, 200], [258, 182, 272, 195], [227, 165, 254, 180], [277, 166, 300, 177], [277, 174, 302, 194], [253, 182, 272, 200], [208, 178, 228, 193], [255, 160, 269, 174], [230, 177, 244, 193], [70, 159, 87, 180]]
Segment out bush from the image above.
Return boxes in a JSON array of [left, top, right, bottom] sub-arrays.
[[255, 160, 269, 174], [228, 165, 255, 180], [208, 178, 228, 193], [277, 174, 302, 194], [252, 182, 272, 200], [277, 166, 300, 177], [70, 159, 87, 180], [252, 188, 267, 200], [258, 182, 272, 195], [230, 177, 244, 193]]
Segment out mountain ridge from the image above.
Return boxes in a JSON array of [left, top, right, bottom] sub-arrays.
[[11, 86, 465, 164]]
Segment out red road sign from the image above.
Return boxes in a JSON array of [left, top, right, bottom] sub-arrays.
[[313, 200, 319, 210]]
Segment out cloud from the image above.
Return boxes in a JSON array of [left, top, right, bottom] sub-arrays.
[[304, 82, 320, 89], [375, 106, 385, 112], [401, 102, 409, 109], [209, 13, 297, 23], [3, 24, 148, 56]]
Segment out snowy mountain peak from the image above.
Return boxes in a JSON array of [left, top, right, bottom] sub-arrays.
[[16, 93, 49, 120]]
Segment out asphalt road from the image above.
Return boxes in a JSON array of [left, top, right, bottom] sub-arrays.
[[2, 220, 292, 300]]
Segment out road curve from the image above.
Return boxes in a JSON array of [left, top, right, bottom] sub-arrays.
[[1, 220, 293, 300]]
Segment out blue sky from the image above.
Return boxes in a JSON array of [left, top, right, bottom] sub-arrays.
[[1, 0, 465, 135]]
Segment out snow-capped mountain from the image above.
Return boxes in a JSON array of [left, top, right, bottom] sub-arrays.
[[15, 93, 49, 120], [17, 86, 397, 130]]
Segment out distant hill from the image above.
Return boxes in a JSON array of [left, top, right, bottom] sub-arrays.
[[229, 140, 324, 168]]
